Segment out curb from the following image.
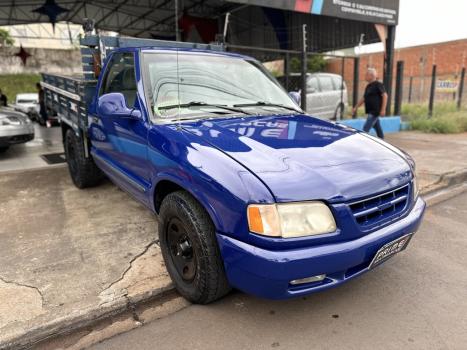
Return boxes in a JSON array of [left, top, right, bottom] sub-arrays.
[[419, 168, 467, 197], [3, 170, 467, 350], [422, 182, 467, 207], [1, 286, 182, 350]]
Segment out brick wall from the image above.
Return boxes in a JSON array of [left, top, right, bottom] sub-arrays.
[[326, 39, 467, 105]]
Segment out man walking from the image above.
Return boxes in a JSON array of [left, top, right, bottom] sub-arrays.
[[352, 68, 388, 139], [36, 82, 50, 127]]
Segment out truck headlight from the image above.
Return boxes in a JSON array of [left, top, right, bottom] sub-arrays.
[[247, 202, 336, 238]]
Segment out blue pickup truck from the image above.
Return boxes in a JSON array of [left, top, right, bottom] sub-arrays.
[[42, 35, 425, 304]]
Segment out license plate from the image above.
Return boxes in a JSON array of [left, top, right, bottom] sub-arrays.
[[369, 234, 413, 269]]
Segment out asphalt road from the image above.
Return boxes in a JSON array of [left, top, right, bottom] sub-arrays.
[[91, 191, 467, 350]]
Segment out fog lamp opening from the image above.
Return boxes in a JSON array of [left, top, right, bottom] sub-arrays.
[[290, 274, 326, 286]]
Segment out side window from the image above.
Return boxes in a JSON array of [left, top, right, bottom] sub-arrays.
[[99, 52, 137, 107], [319, 76, 334, 92], [306, 77, 319, 93], [332, 76, 343, 91]]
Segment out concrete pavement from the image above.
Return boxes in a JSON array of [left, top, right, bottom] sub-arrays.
[[0, 131, 466, 349], [0, 168, 183, 349], [90, 191, 467, 350], [0, 124, 64, 173]]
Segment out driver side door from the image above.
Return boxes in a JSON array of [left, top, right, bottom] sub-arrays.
[[90, 51, 150, 201]]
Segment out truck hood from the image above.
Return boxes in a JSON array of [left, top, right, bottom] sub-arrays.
[[182, 114, 411, 203]]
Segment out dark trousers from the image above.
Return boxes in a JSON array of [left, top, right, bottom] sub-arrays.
[[39, 103, 48, 124], [363, 114, 384, 139]]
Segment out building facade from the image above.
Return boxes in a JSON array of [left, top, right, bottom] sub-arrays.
[[327, 39, 467, 105]]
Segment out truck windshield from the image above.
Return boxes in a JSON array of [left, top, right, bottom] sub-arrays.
[[142, 52, 299, 120]]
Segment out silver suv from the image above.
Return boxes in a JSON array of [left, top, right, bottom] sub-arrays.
[[305, 73, 348, 120]]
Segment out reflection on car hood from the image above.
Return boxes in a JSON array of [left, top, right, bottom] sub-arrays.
[[0, 108, 29, 119], [182, 114, 411, 203], [0, 108, 31, 127]]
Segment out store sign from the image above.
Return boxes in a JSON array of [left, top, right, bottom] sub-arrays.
[[436, 79, 459, 93], [229, 0, 399, 25]]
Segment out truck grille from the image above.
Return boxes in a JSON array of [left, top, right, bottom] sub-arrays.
[[349, 184, 410, 228]]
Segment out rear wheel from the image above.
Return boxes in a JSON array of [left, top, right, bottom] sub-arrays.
[[159, 191, 231, 304], [334, 103, 344, 120], [64, 129, 103, 189]]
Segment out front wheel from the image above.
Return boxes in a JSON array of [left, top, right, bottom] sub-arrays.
[[64, 129, 103, 189], [0, 146, 9, 153], [159, 191, 231, 304]]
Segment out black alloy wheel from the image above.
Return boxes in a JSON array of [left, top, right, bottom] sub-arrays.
[[166, 217, 197, 282]]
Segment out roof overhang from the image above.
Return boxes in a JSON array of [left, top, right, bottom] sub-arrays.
[[0, 0, 395, 56]]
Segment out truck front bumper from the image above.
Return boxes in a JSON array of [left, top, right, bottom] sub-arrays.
[[217, 197, 426, 300]]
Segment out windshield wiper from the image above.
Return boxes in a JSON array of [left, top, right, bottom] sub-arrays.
[[157, 101, 249, 115], [233, 101, 303, 114]]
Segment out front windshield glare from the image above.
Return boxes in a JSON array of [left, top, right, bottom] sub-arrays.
[[143, 52, 297, 119]]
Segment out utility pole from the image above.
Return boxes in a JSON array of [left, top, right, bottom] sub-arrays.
[[352, 34, 364, 118], [301, 24, 308, 111], [383, 25, 396, 116], [352, 57, 360, 117], [394, 61, 404, 115], [408, 76, 413, 103], [457, 67, 465, 110], [428, 64, 437, 117], [223, 12, 230, 43], [175, 0, 181, 41]]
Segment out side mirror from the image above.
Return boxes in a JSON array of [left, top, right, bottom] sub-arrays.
[[288, 91, 301, 107], [97, 93, 140, 120]]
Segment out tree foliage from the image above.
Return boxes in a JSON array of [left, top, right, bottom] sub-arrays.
[[0, 29, 14, 47], [290, 55, 327, 73]]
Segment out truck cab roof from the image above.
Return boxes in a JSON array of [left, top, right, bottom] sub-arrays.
[[109, 46, 254, 61]]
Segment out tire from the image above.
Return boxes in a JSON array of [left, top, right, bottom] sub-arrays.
[[64, 129, 103, 189], [159, 191, 231, 304], [333, 104, 344, 120], [0, 146, 9, 153]]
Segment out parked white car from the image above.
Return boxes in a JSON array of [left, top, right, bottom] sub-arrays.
[[305, 73, 348, 120], [14, 93, 40, 121], [0, 107, 35, 153]]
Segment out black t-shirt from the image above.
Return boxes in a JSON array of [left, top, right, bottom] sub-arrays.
[[0, 94, 7, 107], [364, 81, 386, 116]]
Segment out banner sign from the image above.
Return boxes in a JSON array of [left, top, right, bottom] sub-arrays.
[[229, 0, 399, 25], [436, 79, 459, 93]]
